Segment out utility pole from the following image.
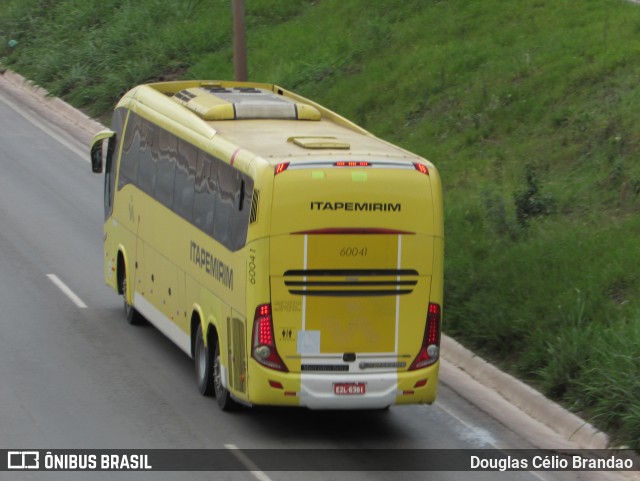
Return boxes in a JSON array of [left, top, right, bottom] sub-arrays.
[[232, 0, 248, 81]]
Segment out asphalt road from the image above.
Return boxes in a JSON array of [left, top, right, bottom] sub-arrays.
[[0, 75, 627, 481]]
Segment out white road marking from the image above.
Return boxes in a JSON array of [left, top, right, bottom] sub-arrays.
[[436, 401, 551, 481], [225, 444, 274, 481], [0, 91, 88, 161], [46, 274, 88, 309]]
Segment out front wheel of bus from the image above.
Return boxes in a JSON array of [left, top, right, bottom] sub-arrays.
[[213, 340, 236, 411], [195, 324, 214, 396], [121, 271, 142, 325]]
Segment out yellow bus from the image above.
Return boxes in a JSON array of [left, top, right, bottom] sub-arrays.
[[90, 80, 444, 410]]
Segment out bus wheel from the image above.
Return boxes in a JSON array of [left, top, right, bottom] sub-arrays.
[[213, 340, 236, 411], [121, 271, 142, 325], [195, 324, 214, 396]]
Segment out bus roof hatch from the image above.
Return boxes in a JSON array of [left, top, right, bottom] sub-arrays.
[[172, 87, 321, 121]]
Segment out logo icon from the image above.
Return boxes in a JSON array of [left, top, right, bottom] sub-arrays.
[[8, 451, 39, 470]]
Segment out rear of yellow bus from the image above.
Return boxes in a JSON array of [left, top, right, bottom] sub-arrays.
[[249, 158, 443, 409]]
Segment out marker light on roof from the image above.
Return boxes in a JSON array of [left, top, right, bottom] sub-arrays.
[[414, 163, 429, 175], [275, 162, 290, 175], [334, 161, 370, 167]]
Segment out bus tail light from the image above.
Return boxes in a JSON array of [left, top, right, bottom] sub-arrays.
[[251, 304, 288, 372], [409, 303, 441, 370]]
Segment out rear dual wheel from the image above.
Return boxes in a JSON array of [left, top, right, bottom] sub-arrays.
[[194, 324, 236, 411]]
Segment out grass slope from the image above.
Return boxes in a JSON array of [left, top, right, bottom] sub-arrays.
[[1, 0, 639, 448]]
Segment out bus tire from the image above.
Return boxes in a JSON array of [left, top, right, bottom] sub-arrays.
[[121, 269, 143, 325], [213, 339, 236, 411], [195, 324, 214, 396]]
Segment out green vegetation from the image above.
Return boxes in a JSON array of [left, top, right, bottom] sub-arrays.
[[1, 0, 639, 448]]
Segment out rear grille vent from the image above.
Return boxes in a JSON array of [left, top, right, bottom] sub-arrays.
[[283, 269, 418, 297], [284, 269, 418, 277], [287, 289, 413, 297]]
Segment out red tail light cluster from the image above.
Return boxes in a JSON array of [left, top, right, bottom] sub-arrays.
[[409, 303, 441, 370], [251, 304, 288, 372]]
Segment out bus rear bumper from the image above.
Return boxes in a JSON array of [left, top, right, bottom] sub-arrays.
[[299, 372, 397, 410], [245, 362, 438, 409], [299, 366, 439, 409]]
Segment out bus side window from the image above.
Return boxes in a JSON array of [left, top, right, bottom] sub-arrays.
[[119, 113, 140, 190], [214, 160, 235, 249], [155, 129, 177, 208], [194, 152, 215, 235], [230, 174, 253, 249], [104, 133, 117, 220], [137, 121, 158, 196], [106, 108, 126, 217], [172, 138, 196, 222]]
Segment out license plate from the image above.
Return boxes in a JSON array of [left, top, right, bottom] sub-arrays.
[[334, 383, 366, 395]]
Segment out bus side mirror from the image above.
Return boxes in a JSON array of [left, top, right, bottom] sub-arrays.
[[90, 129, 116, 174], [91, 142, 103, 173]]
